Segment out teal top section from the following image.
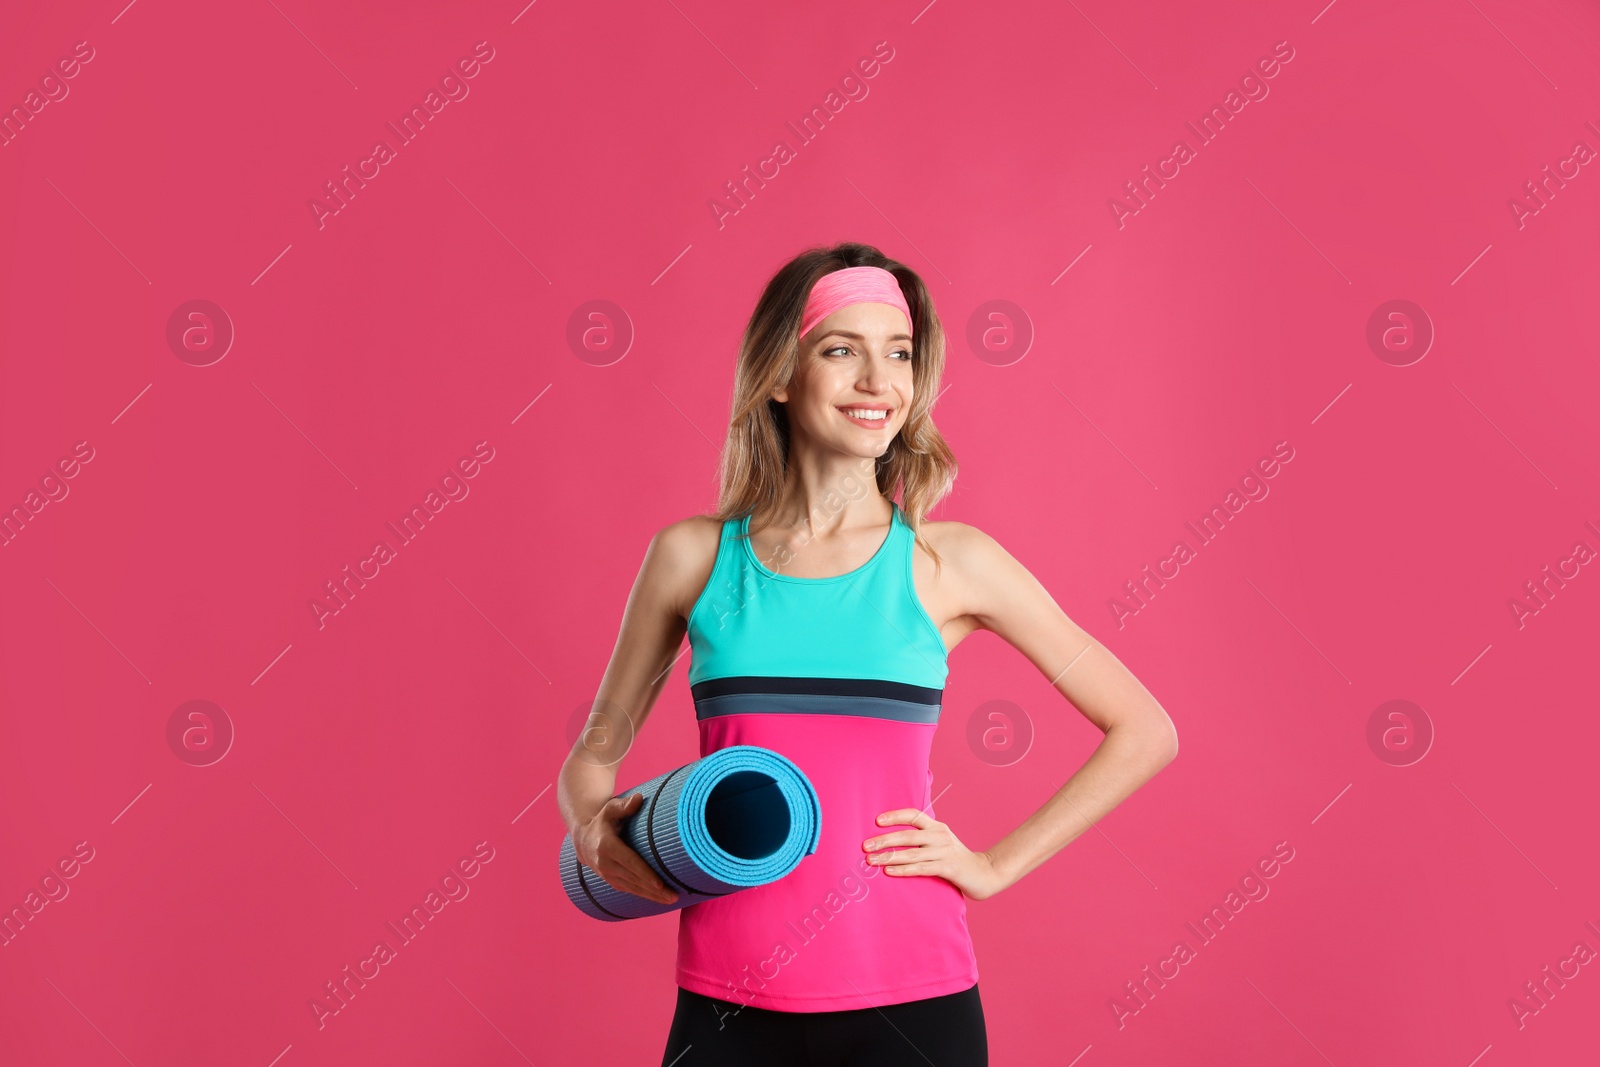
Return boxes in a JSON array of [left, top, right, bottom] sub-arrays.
[[686, 501, 950, 689]]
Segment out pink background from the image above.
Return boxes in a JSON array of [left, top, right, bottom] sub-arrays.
[[3, 0, 1599, 1063]]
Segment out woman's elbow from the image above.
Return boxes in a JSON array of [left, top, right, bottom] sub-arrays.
[[1159, 724, 1179, 766], [1107, 714, 1177, 770], [1145, 714, 1179, 768]]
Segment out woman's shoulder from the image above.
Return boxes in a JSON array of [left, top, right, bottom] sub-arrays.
[[909, 515, 995, 555], [652, 512, 727, 556], [645, 513, 729, 620], [908, 516, 1017, 578]]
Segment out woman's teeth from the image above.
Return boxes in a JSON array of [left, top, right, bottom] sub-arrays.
[[840, 408, 889, 421]]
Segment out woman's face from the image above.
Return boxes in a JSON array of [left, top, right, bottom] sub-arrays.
[[774, 300, 915, 459]]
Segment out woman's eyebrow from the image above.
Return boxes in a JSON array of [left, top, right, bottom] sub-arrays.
[[818, 330, 914, 343]]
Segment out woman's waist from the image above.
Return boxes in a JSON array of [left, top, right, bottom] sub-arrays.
[[675, 841, 976, 1010], [679, 843, 971, 943], [697, 711, 938, 772]]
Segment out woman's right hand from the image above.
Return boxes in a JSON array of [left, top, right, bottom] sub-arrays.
[[573, 792, 679, 906]]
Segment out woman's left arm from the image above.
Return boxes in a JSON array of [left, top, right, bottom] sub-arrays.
[[864, 523, 1179, 900]]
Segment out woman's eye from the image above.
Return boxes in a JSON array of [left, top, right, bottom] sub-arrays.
[[822, 345, 911, 360]]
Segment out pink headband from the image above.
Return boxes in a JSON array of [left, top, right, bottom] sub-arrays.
[[798, 266, 913, 342]]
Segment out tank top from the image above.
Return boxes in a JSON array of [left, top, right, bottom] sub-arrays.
[[678, 500, 979, 1012]]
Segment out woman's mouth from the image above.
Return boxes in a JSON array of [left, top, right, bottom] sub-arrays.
[[837, 406, 892, 428]]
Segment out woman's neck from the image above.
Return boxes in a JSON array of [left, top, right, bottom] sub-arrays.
[[755, 455, 889, 539]]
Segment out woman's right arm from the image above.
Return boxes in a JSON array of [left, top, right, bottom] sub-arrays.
[[556, 518, 714, 906]]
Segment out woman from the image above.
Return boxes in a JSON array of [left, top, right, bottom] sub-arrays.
[[557, 242, 1178, 1065]]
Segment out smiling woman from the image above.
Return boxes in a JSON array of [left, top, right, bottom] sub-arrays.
[[557, 242, 1179, 1067], [772, 264, 922, 477]]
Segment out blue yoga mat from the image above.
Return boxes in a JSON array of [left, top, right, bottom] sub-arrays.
[[559, 745, 821, 921]]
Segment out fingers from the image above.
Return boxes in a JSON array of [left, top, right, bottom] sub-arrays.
[[601, 833, 676, 905], [865, 825, 952, 852], [883, 860, 939, 876], [593, 794, 678, 905], [863, 830, 922, 851], [607, 845, 678, 905], [871, 842, 945, 866], [608, 792, 646, 818], [876, 808, 935, 829]]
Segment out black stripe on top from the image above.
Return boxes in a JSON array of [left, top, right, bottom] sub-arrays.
[[689, 676, 944, 724], [691, 676, 944, 702]]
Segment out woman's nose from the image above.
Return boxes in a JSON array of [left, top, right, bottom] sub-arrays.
[[857, 356, 890, 391]]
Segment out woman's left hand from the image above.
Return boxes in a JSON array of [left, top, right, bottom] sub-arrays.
[[863, 808, 1011, 901]]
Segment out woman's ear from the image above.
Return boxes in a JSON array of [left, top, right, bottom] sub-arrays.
[[772, 358, 797, 404]]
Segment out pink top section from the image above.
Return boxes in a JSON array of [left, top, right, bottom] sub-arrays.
[[676, 712, 979, 1012], [797, 265, 914, 342]]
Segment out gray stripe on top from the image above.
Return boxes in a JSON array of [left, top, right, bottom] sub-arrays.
[[694, 691, 941, 724]]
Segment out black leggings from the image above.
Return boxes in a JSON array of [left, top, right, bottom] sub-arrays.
[[660, 983, 987, 1066]]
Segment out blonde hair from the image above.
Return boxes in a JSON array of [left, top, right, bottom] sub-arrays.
[[712, 242, 958, 568]]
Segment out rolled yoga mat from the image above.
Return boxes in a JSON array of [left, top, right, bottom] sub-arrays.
[[559, 744, 821, 921]]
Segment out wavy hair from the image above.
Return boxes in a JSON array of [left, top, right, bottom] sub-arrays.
[[712, 242, 958, 568]]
